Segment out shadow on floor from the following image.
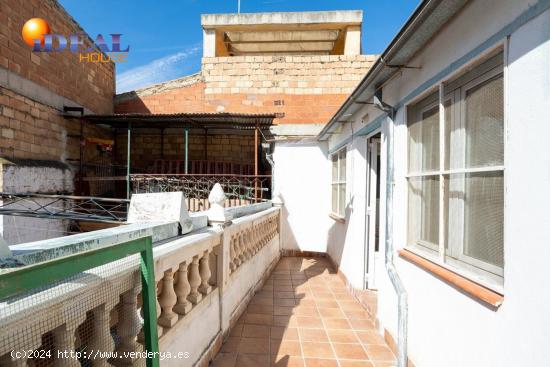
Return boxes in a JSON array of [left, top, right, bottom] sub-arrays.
[[212, 257, 396, 367]]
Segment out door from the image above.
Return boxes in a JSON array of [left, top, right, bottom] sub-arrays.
[[365, 136, 380, 289]]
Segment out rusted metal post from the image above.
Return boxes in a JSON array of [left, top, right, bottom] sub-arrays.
[[126, 122, 131, 200], [160, 128, 165, 159], [254, 123, 259, 202], [185, 128, 189, 174]]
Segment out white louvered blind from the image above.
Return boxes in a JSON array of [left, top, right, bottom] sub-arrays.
[[407, 50, 504, 280]]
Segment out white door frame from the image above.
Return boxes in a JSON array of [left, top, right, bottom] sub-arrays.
[[364, 134, 380, 289]]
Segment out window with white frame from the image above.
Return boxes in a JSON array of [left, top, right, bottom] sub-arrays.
[[331, 148, 347, 217], [407, 50, 504, 282]]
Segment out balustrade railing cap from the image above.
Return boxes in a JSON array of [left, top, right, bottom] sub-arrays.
[[128, 192, 193, 234]]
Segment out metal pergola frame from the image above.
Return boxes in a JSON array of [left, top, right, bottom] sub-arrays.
[[63, 112, 277, 199]]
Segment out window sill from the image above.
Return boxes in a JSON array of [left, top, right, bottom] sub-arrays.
[[329, 213, 345, 224], [398, 249, 504, 308]]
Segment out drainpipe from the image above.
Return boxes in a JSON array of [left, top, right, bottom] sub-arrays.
[[263, 143, 275, 199], [374, 94, 408, 367]]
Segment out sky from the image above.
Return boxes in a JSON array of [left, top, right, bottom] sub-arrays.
[[58, 0, 421, 93]]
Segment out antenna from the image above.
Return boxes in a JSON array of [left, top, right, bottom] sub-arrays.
[[238, 0, 241, 13]]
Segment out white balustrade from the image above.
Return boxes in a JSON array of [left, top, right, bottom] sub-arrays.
[[0, 184, 281, 367]]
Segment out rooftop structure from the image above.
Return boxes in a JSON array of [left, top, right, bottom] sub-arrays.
[[201, 10, 363, 56]]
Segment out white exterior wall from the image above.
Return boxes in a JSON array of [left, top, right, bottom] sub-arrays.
[[0, 164, 74, 245], [273, 140, 332, 253], [325, 0, 550, 366]]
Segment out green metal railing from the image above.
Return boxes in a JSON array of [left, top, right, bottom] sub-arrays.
[[0, 236, 160, 367]]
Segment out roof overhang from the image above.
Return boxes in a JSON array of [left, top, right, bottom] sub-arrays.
[[318, 0, 470, 140], [65, 113, 277, 130]]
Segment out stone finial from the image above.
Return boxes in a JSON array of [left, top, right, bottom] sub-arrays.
[[207, 183, 232, 226], [271, 192, 284, 207]]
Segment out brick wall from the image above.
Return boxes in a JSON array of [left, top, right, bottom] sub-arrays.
[[0, 0, 116, 164], [115, 131, 257, 173], [115, 55, 376, 124], [0, 86, 110, 162], [0, 0, 115, 114]]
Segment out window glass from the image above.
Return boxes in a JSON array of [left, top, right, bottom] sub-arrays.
[[465, 76, 504, 168]]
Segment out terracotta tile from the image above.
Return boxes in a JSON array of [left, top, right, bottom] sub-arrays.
[[221, 337, 241, 353], [213, 352, 237, 367], [314, 292, 335, 300], [323, 318, 351, 330], [344, 309, 371, 320], [339, 301, 364, 312], [296, 316, 324, 329], [275, 291, 297, 299], [355, 331, 386, 345], [301, 342, 334, 359], [303, 358, 338, 367], [318, 308, 345, 318], [315, 300, 340, 309], [273, 315, 298, 327], [262, 285, 274, 292], [243, 325, 270, 338], [238, 337, 270, 354], [252, 296, 274, 306], [332, 343, 368, 360], [365, 345, 396, 362], [372, 363, 397, 367], [257, 290, 274, 298], [236, 353, 270, 367], [296, 299, 316, 307], [275, 298, 297, 307], [270, 327, 299, 340], [248, 304, 274, 315], [274, 306, 295, 316], [293, 307, 318, 316], [339, 361, 374, 367], [271, 339, 302, 356], [275, 280, 294, 286], [230, 324, 244, 337], [275, 285, 295, 292], [274, 273, 291, 280], [298, 328, 329, 342], [327, 329, 359, 343], [349, 319, 375, 331], [245, 313, 273, 326], [271, 355, 305, 367], [310, 285, 329, 292]]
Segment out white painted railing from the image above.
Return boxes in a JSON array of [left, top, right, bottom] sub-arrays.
[[0, 199, 281, 367]]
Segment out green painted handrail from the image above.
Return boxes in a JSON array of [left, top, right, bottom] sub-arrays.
[[0, 236, 160, 367]]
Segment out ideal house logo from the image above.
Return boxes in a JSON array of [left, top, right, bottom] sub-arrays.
[[21, 18, 129, 63]]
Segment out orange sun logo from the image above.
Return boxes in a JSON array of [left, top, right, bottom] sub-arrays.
[[21, 18, 50, 47]]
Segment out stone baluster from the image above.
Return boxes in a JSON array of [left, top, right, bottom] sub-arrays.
[[198, 249, 212, 295], [229, 236, 237, 272], [90, 304, 115, 367], [257, 226, 262, 250], [244, 231, 252, 259], [53, 323, 81, 367], [238, 233, 246, 263], [173, 261, 192, 315], [158, 270, 178, 328], [115, 289, 141, 365], [187, 255, 202, 304], [139, 282, 163, 344], [232, 236, 241, 268], [249, 229, 256, 254]]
